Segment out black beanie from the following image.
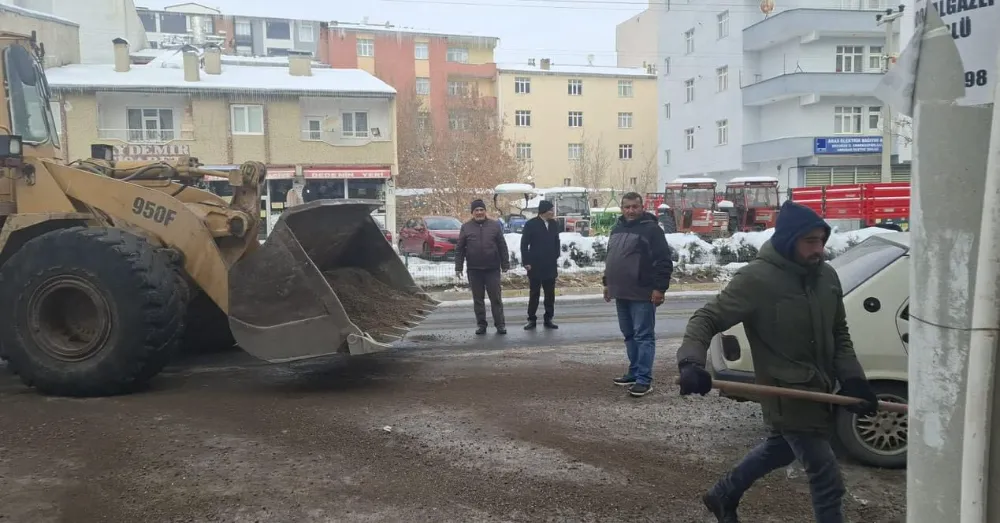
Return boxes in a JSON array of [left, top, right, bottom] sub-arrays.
[[471, 199, 486, 212], [537, 200, 554, 214]]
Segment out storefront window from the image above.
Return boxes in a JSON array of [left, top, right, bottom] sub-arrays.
[[348, 179, 384, 199], [305, 179, 345, 201]]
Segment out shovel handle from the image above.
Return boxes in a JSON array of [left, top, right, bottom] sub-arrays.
[[676, 378, 909, 415]]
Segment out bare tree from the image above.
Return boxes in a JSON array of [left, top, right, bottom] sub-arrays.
[[632, 151, 659, 194], [570, 134, 611, 191]]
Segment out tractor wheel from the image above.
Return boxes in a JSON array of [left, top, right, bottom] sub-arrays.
[[0, 227, 186, 397], [178, 291, 236, 354]]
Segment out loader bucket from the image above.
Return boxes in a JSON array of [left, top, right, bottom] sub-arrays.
[[227, 199, 440, 363]]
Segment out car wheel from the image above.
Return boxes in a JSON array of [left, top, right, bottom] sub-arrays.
[[834, 381, 908, 469]]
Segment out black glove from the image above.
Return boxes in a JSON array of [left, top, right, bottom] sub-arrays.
[[678, 362, 713, 396], [840, 378, 879, 417]]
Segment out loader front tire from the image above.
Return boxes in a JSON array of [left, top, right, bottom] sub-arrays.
[[0, 227, 186, 397]]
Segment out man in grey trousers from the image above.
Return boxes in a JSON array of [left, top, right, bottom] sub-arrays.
[[455, 199, 510, 335]]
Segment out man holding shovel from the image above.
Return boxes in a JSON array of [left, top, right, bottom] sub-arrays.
[[675, 200, 880, 523]]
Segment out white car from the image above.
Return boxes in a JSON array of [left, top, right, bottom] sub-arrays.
[[708, 233, 910, 468]]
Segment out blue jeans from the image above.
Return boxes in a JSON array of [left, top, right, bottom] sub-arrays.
[[711, 431, 846, 523], [614, 299, 656, 385]]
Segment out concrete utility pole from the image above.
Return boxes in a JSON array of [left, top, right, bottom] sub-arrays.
[[876, 5, 904, 183]]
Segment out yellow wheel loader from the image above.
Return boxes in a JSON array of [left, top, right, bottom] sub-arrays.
[[0, 32, 439, 397]]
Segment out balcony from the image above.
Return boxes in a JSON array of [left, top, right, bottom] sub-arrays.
[[743, 134, 886, 163], [443, 61, 497, 80], [742, 136, 817, 163], [743, 8, 885, 52], [98, 128, 194, 143], [742, 72, 883, 106], [298, 128, 393, 145]]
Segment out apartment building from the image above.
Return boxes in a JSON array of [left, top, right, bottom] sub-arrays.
[[46, 39, 401, 232], [498, 59, 658, 192], [8, 0, 147, 63], [321, 22, 499, 134], [619, 0, 908, 191], [136, 2, 320, 57], [0, 3, 80, 67]]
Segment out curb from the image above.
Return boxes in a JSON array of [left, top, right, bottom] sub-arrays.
[[435, 290, 719, 308]]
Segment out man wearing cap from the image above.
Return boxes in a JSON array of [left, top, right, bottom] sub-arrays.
[[456, 199, 510, 335], [520, 200, 561, 330], [675, 200, 879, 523]]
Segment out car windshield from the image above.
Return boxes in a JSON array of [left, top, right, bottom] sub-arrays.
[[829, 236, 907, 295], [551, 194, 588, 215], [425, 217, 462, 230]]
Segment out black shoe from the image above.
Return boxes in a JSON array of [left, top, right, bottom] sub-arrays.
[[475, 326, 487, 335], [613, 376, 637, 387], [628, 383, 652, 397], [702, 491, 740, 523], [523, 321, 537, 330], [543, 321, 559, 329], [496, 327, 507, 335]]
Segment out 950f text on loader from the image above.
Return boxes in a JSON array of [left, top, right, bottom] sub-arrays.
[[0, 31, 438, 397]]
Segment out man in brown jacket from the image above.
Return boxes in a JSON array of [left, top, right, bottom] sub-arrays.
[[455, 199, 510, 335]]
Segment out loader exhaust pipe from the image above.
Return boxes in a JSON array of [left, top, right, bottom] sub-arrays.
[[227, 199, 439, 363]]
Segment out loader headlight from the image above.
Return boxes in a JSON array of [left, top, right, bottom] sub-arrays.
[[0, 135, 23, 158]]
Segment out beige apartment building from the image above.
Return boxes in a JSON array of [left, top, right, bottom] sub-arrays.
[[45, 39, 401, 233], [497, 59, 658, 197]]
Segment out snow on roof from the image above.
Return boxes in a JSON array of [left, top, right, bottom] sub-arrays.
[[494, 183, 535, 194], [728, 176, 779, 184], [498, 63, 655, 79], [668, 177, 717, 185], [46, 62, 396, 97], [0, 3, 78, 26], [537, 186, 588, 194], [135, 48, 331, 68]]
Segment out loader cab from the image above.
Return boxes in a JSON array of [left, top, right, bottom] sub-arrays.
[[0, 33, 61, 159]]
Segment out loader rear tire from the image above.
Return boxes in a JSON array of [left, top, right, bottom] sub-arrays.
[[0, 227, 186, 397]]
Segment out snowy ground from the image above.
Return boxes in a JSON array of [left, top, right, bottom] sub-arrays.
[[401, 226, 901, 287]]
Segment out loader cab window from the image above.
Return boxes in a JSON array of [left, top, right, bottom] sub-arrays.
[[4, 44, 59, 146]]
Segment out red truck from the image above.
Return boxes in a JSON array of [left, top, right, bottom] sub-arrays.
[[790, 182, 910, 230]]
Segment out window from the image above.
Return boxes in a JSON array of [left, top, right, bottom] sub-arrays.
[[235, 20, 252, 37], [139, 12, 157, 32], [514, 76, 531, 94], [684, 29, 695, 54], [717, 66, 729, 92], [448, 81, 469, 97], [684, 78, 695, 102], [568, 79, 583, 95], [514, 110, 531, 127], [869, 106, 882, 131], [417, 112, 430, 131], [716, 119, 728, 145], [127, 108, 174, 142], [448, 111, 468, 130], [414, 42, 429, 59], [869, 45, 884, 71], [563, 178, 572, 186], [664, 103, 671, 119], [717, 11, 729, 39], [618, 144, 633, 160], [663, 57, 671, 75], [357, 38, 374, 57], [834, 106, 864, 134], [446, 47, 469, 63], [516, 143, 532, 160], [618, 79, 634, 98], [298, 22, 314, 43], [231, 105, 263, 135], [835, 45, 865, 73], [685, 128, 695, 150], [567, 111, 583, 127], [568, 143, 583, 160], [342, 111, 369, 138], [415, 77, 430, 95], [618, 112, 633, 129], [200, 18, 214, 36], [303, 117, 322, 140], [159, 13, 186, 34], [828, 238, 907, 295], [664, 149, 671, 165], [265, 21, 290, 40]]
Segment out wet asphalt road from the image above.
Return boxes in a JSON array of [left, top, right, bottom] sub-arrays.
[[397, 296, 710, 350]]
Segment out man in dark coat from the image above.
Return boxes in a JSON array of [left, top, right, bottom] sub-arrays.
[[602, 192, 674, 398], [676, 200, 880, 523], [455, 199, 510, 335], [520, 200, 561, 330]]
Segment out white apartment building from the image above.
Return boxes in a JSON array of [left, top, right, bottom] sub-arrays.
[[621, 0, 910, 191]]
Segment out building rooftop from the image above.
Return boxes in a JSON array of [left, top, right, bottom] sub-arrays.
[[45, 60, 396, 97], [0, 3, 78, 26], [497, 62, 655, 79], [131, 48, 332, 68]]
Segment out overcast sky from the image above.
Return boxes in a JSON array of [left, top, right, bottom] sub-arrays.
[[136, 0, 650, 67]]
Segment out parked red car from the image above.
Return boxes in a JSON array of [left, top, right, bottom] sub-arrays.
[[398, 216, 463, 259]]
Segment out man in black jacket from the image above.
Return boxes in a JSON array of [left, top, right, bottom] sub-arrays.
[[456, 199, 510, 335], [602, 192, 674, 397], [520, 200, 561, 330]]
